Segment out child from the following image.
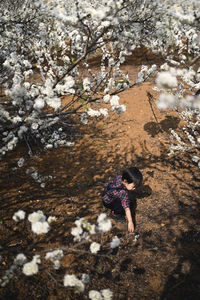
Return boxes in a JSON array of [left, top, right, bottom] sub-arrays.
[[102, 167, 143, 233]]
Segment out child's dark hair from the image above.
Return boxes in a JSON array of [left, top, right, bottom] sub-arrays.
[[122, 167, 143, 186]]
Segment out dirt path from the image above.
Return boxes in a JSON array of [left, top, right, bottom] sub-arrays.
[[0, 66, 200, 299]]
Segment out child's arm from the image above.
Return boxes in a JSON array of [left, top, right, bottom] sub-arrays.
[[125, 208, 134, 232]]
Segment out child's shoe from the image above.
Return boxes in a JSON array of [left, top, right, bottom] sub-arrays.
[[110, 211, 126, 223]]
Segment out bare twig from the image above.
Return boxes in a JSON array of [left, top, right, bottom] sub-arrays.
[[190, 54, 200, 66], [23, 133, 33, 156], [146, 91, 164, 132], [41, 244, 115, 259]]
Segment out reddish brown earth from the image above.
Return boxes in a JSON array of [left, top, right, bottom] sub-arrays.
[[0, 62, 200, 300]]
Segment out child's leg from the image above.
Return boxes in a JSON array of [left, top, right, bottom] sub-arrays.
[[109, 199, 126, 222], [102, 199, 125, 222], [111, 198, 125, 216]]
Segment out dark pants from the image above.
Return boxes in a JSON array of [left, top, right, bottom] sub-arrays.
[[102, 199, 125, 215]]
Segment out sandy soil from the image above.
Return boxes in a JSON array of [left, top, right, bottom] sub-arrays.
[[0, 61, 200, 300]]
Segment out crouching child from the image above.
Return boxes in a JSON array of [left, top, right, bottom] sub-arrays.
[[102, 167, 143, 233]]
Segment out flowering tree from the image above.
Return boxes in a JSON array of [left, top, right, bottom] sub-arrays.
[[0, 0, 155, 157], [1, 0, 199, 159]]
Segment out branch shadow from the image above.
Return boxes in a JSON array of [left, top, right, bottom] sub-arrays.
[[129, 184, 152, 229], [160, 229, 200, 300], [144, 115, 180, 137], [0, 116, 200, 299]]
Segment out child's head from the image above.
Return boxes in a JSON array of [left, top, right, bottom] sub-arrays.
[[122, 167, 143, 191]]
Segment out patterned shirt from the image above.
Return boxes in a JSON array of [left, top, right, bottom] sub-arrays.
[[102, 175, 130, 210]]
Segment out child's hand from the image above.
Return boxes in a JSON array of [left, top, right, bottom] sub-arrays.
[[128, 221, 134, 233]]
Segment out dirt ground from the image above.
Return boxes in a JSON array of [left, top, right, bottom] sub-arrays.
[[0, 61, 200, 300]]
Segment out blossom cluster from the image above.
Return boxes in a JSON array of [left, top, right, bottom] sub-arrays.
[[22, 255, 41, 276], [154, 63, 200, 163], [0, 253, 27, 287], [103, 95, 126, 114], [89, 288, 113, 300], [71, 217, 96, 242], [12, 209, 57, 235], [12, 210, 26, 222], [155, 64, 200, 110], [63, 273, 89, 293], [4, 207, 118, 297], [45, 249, 64, 270], [71, 214, 120, 256], [28, 211, 57, 235], [26, 167, 53, 188], [71, 213, 112, 243], [64, 214, 117, 295]]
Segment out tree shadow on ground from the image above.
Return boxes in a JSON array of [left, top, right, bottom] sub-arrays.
[[144, 115, 180, 137], [129, 185, 152, 229], [0, 119, 200, 299], [131, 144, 200, 299], [160, 210, 200, 300]]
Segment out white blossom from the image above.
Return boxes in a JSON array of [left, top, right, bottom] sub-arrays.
[[81, 273, 90, 284], [80, 113, 88, 124], [12, 210, 26, 222], [83, 77, 91, 91], [89, 289, 113, 300], [89, 290, 103, 300], [12, 116, 22, 124], [71, 226, 83, 237], [22, 261, 39, 276], [112, 104, 126, 114], [103, 95, 110, 103], [65, 141, 75, 147], [14, 253, 27, 265], [63, 274, 77, 286], [46, 97, 61, 110], [156, 72, 178, 88], [45, 249, 63, 269], [87, 108, 101, 117], [17, 157, 25, 167], [110, 95, 119, 107], [101, 289, 113, 300], [47, 216, 57, 224], [28, 211, 46, 223], [75, 218, 85, 228], [45, 249, 63, 260], [157, 93, 176, 109], [110, 236, 120, 249], [97, 213, 112, 232], [31, 123, 39, 130], [90, 242, 101, 254], [192, 156, 200, 163], [97, 213, 107, 223], [31, 221, 49, 235], [63, 274, 85, 292], [64, 76, 75, 88], [160, 63, 169, 71], [32, 255, 41, 264], [99, 108, 109, 117], [34, 98, 45, 110], [88, 224, 96, 235], [45, 144, 53, 149], [98, 218, 112, 232]]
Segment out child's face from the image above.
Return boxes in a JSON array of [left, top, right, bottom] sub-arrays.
[[123, 180, 136, 191]]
